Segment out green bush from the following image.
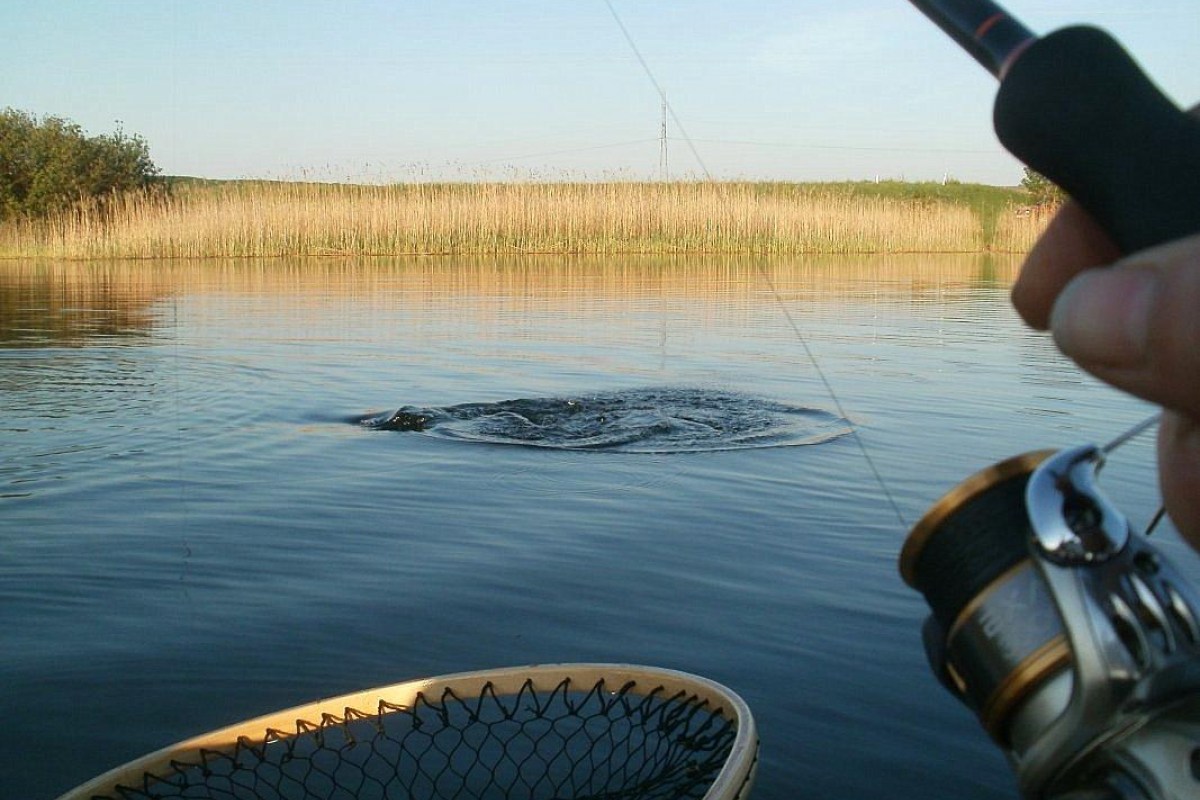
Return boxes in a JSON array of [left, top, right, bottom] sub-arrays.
[[0, 108, 161, 221], [1020, 167, 1065, 206]]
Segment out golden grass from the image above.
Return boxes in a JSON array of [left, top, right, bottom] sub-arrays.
[[0, 181, 1050, 260], [991, 203, 1058, 254]]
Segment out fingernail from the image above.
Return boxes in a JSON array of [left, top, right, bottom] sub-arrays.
[[1049, 267, 1157, 366]]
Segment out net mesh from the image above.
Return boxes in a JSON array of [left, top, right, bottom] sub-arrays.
[[94, 676, 744, 800]]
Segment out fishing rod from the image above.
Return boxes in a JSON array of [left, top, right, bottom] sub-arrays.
[[908, 0, 1200, 253], [901, 3, 1200, 799]]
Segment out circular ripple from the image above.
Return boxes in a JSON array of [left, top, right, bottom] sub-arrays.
[[358, 387, 851, 454]]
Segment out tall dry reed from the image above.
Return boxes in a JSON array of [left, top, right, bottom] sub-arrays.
[[2, 181, 1001, 260], [990, 203, 1056, 254]]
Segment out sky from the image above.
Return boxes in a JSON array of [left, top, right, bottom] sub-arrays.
[[3, 1, 1197, 186]]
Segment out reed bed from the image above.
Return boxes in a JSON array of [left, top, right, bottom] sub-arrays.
[[991, 203, 1057, 253], [0, 180, 1040, 261]]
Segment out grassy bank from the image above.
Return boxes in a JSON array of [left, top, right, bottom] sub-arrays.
[[0, 179, 1050, 260]]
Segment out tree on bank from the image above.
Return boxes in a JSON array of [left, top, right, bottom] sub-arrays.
[[0, 108, 161, 221], [1020, 166, 1065, 207]]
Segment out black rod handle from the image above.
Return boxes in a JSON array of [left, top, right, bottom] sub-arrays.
[[994, 26, 1200, 253]]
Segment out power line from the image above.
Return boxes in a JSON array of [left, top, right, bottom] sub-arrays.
[[474, 138, 659, 165], [680, 136, 1001, 155]]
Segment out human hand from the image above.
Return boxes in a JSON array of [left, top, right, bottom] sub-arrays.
[[1011, 204, 1200, 551]]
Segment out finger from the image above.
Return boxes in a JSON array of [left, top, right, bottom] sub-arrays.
[[1048, 233, 1200, 419], [1012, 105, 1200, 331], [1159, 411, 1200, 550], [1011, 200, 1120, 330]]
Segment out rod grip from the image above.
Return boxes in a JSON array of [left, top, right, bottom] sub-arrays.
[[994, 25, 1200, 253]]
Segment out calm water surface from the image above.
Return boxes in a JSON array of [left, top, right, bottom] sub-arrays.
[[1, 255, 1192, 799]]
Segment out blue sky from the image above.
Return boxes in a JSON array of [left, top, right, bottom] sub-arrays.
[[3, 1, 1197, 185]]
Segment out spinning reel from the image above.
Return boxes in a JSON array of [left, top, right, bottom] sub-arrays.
[[901, 440, 1200, 799]]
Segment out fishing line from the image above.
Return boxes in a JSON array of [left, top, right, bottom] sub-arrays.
[[600, 0, 910, 529], [1101, 410, 1161, 455], [756, 266, 910, 528], [1098, 410, 1166, 537]]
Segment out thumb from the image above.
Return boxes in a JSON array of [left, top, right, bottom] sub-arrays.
[[1048, 233, 1200, 419], [1159, 411, 1200, 550]]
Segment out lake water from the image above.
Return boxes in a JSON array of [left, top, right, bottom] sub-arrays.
[[1, 254, 1192, 799]]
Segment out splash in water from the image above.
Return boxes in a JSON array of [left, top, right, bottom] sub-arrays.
[[356, 387, 850, 454]]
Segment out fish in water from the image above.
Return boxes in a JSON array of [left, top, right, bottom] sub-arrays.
[[359, 407, 440, 431], [354, 387, 852, 454]]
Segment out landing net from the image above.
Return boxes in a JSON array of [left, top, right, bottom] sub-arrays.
[[58, 664, 757, 800]]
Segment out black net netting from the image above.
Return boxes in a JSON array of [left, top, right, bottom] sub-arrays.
[[95, 676, 747, 800]]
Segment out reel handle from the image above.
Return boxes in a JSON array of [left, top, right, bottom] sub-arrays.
[[995, 26, 1200, 253]]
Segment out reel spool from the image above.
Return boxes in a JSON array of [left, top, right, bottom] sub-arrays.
[[900, 449, 1064, 747]]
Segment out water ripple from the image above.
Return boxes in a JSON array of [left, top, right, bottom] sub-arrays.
[[357, 387, 851, 454]]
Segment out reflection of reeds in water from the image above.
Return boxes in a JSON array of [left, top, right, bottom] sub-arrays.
[[0, 182, 1049, 260], [1, 254, 1028, 351], [1, 253, 1023, 311], [1, 253, 1026, 348]]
